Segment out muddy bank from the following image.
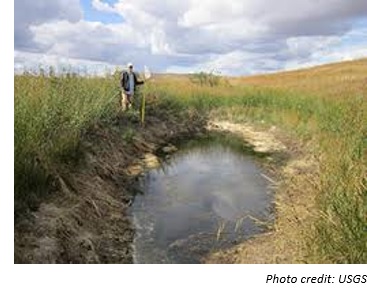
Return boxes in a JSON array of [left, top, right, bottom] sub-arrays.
[[14, 107, 207, 263], [205, 121, 318, 263]]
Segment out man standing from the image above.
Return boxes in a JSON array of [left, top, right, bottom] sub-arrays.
[[120, 63, 144, 110]]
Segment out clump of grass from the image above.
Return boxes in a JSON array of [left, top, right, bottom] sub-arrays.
[[121, 127, 136, 143], [310, 98, 367, 263], [190, 71, 222, 87]]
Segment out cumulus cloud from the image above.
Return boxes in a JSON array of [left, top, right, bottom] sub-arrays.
[[14, 0, 82, 50], [28, 20, 184, 71], [286, 36, 341, 60], [112, 0, 367, 55], [14, 0, 367, 74], [31, 20, 147, 56]]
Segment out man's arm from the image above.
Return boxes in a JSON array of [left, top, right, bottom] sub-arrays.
[[120, 71, 127, 89], [134, 73, 144, 85]]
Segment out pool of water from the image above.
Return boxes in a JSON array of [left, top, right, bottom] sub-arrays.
[[129, 137, 272, 263]]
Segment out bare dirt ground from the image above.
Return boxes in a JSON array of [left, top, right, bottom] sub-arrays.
[[205, 120, 318, 263], [207, 121, 287, 153]]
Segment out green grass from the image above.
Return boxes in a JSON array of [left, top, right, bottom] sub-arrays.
[[14, 72, 120, 210]]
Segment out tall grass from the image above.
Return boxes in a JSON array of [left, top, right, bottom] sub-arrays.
[[14, 72, 119, 210]]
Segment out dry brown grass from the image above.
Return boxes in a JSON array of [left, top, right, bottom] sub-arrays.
[[231, 58, 367, 100]]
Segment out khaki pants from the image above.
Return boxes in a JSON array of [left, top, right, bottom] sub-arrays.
[[121, 92, 134, 111]]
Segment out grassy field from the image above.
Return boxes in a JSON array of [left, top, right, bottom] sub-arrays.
[[15, 59, 367, 263]]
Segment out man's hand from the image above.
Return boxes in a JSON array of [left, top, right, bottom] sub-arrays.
[[144, 66, 152, 80]]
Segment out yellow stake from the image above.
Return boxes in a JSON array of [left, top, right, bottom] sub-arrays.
[[141, 66, 151, 126], [141, 83, 146, 126]]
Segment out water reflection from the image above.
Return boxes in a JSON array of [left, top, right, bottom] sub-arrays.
[[129, 139, 272, 263]]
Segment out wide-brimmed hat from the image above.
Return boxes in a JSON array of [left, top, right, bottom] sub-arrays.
[[127, 62, 133, 68]]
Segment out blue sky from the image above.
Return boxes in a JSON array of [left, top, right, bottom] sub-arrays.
[[14, 0, 367, 75], [81, 0, 123, 23]]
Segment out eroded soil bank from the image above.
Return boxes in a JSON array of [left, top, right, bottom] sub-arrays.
[[14, 107, 207, 263]]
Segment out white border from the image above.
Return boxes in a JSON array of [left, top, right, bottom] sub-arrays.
[[5, 1, 366, 300]]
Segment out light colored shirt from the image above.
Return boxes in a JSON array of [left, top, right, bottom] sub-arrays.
[[127, 72, 135, 95]]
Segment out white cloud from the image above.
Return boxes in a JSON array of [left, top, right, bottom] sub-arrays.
[[15, 0, 82, 50], [284, 30, 367, 70], [92, 0, 117, 14], [14, 0, 367, 74], [31, 20, 147, 51], [286, 36, 341, 59]]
